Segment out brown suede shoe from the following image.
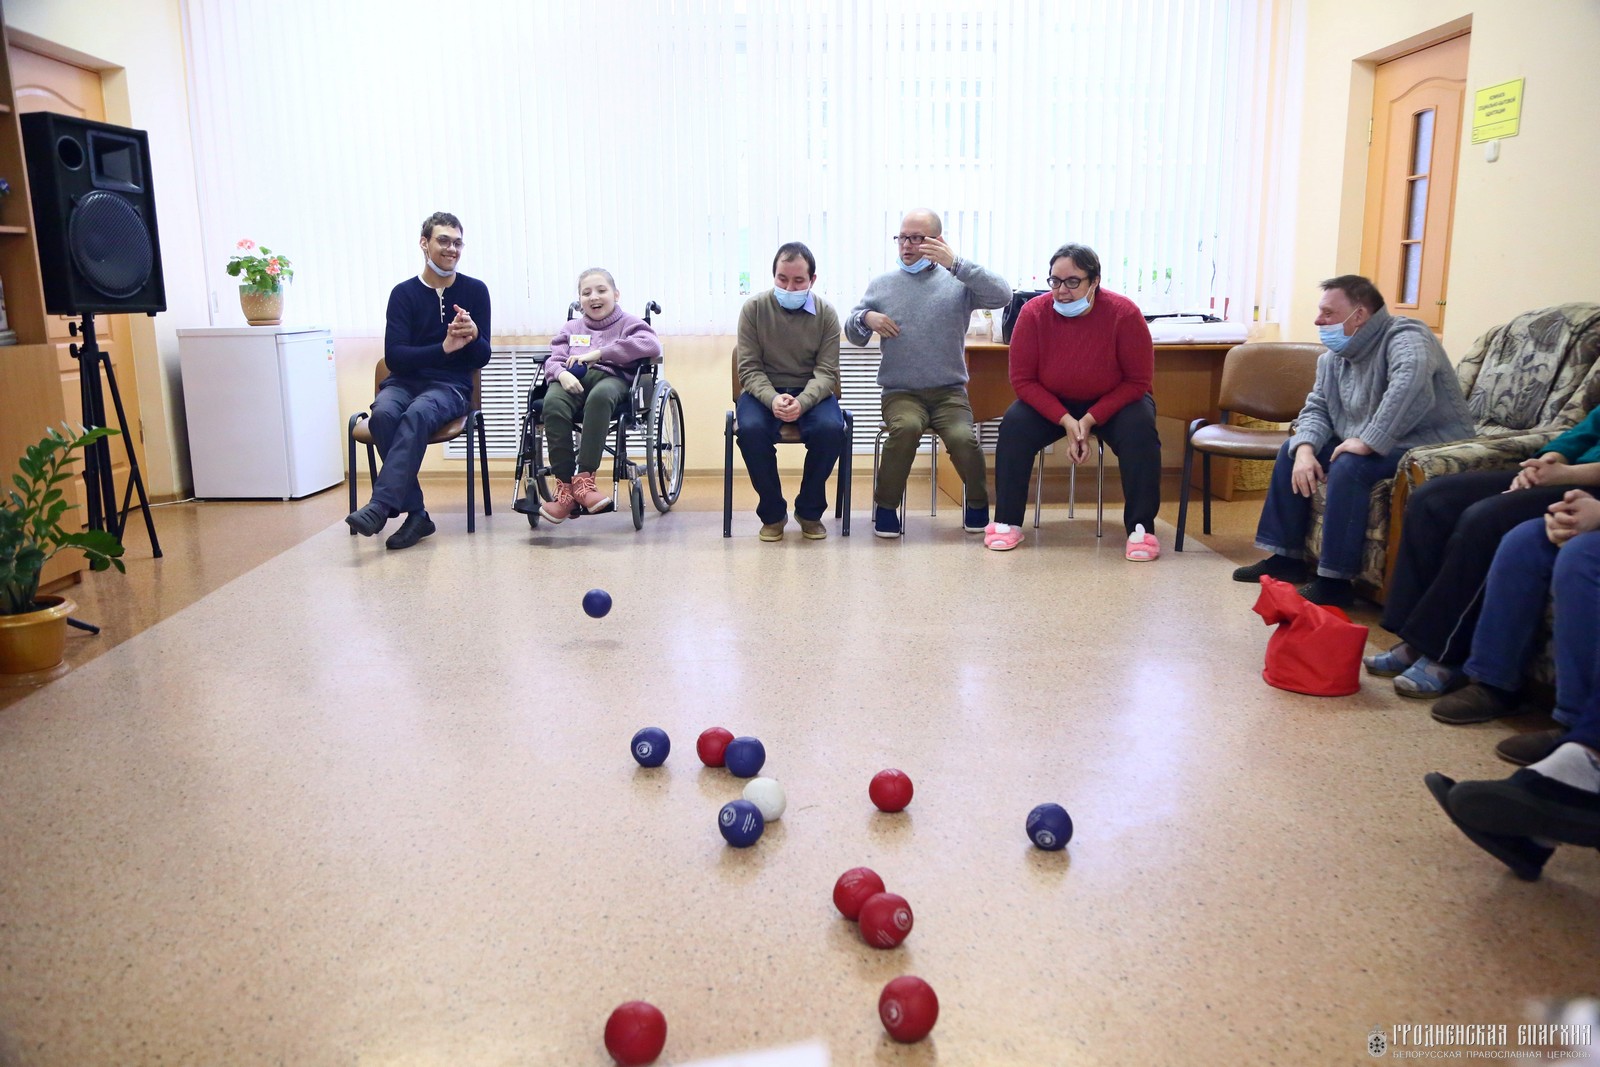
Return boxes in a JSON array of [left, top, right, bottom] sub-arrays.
[[798, 518, 827, 540], [1495, 728, 1565, 766], [1432, 683, 1521, 725]]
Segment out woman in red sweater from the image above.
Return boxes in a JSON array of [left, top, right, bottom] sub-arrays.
[[985, 243, 1162, 557]]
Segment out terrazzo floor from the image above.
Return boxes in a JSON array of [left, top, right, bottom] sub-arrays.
[[1, 484, 1596, 1066]]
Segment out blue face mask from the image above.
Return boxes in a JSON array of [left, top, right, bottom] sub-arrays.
[[899, 257, 934, 274], [1318, 311, 1357, 353], [773, 286, 810, 310], [1053, 295, 1092, 318]]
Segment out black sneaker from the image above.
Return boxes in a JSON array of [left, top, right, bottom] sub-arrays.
[[345, 501, 389, 537], [1432, 683, 1521, 725], [1424, 772, 1552, 881], [1297, 576, 1354, 609], [1231, 554, 1306, 583], [385, 510, 436, 550]]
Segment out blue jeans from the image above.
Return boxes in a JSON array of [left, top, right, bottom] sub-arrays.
[[735, 391, 847, 524], [1465, 520, 1600, 739], [1253, 439, 1403, 579], [367, 376, 468, 515]]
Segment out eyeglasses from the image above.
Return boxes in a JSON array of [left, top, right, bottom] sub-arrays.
[[1046, 275, 1090, 291], [892, 235, 929, 246], [432, 237, 465, 250]]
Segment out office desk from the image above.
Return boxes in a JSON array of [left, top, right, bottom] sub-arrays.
[[940, 341, 1239, 503]]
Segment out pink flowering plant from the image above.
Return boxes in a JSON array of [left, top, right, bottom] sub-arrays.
[[225, 238, 294, 291]]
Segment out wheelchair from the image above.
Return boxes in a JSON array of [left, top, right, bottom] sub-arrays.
[[511, 300, 685, 530]]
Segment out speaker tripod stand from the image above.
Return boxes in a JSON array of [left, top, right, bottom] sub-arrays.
[[69, 313, 162, 559]]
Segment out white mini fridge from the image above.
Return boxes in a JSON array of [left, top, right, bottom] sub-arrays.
[[179, 326, 343, 499]]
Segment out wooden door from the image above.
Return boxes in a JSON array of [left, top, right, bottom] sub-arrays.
[[7, 45, 147, 518], [1360, 34, 1468, 334]]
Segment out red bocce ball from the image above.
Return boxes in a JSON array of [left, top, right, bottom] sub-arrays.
[[857, 892, 914, 949], [870, 768, 914, 812], [696, 727, 735, 767], [832, 867, 887, 921], [879, 975, 940, 1043], [604, 1000, 667, 1065]]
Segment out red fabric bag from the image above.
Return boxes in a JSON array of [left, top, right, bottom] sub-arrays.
[[1251, 577, 1370, 697]]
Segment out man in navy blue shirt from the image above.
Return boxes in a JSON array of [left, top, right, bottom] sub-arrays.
[[346, 211, 492, 549]]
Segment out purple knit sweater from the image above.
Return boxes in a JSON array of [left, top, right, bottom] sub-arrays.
[[544, 306, 661, 380]]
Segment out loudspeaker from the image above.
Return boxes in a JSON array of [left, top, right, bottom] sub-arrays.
[[19, 112, 166, 316]]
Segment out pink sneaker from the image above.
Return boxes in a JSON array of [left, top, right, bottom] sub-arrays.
[[984, 522, 1023, 551], [1125, 523, 1160, 561], [539, 479, 577, 523]]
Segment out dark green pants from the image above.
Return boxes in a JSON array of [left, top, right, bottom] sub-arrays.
[[542, 369, 629, 480]]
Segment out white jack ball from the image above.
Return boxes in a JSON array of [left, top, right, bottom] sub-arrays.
[[743, 777, 787, 821]]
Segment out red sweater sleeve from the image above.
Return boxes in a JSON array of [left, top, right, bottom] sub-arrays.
[[1087, 309, 1154, 426], [1009, 299, 1066, 424]]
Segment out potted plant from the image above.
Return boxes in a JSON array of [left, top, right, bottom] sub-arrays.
[[0, 426, 126, 675], [226, 238, 294, 326]]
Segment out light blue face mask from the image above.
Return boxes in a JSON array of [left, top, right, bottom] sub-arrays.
[[1319, 311, 1357, 353], [1053, 295, 1092, 318], [773, 286, 810, 310], [899, 257, 934, 274], [426, 256, 456, 278]]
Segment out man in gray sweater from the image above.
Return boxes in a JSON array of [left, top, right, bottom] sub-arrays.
[[1233, 275, 1474, 606], [845, 208, 1011, 538]]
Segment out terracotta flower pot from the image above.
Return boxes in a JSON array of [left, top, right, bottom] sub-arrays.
[[239, 284, 285, 326], [0, 594, 76, 675]]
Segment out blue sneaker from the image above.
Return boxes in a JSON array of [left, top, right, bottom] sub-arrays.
[[873, 506, 902, 539], [963, 504, 990, 533]]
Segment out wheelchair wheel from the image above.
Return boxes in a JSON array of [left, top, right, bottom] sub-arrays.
[[647, 385, 685, 513], [630, 479, 645, 530]]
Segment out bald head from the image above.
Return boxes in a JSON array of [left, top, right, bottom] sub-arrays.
[[901, 209, 942, 237]]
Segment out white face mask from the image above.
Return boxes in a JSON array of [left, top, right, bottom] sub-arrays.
[[425, 255, 456, 278]]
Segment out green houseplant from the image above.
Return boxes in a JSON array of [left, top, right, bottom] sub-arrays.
[[0, 426, 126, 674], [226, 238, 294, 326]]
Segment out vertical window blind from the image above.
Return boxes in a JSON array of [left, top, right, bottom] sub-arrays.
[[182, 0, 1299, 335]]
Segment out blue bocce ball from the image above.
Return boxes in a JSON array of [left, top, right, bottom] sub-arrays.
[[583, 589, 613, 618], [631, 727, 670, 768], [718, 799, 765, 847], [723, 736, 766, 778], [1026, 803, 1074, 851]]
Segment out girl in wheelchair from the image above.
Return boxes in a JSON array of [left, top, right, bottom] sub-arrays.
[[539, 268, 663, 521]]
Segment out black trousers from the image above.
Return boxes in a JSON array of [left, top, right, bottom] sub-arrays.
[[1382, 469, 1569, 664], [993, 393, 1161, 534]]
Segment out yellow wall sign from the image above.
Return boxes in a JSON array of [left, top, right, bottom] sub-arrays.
[[1472, 78, 1524, 143]]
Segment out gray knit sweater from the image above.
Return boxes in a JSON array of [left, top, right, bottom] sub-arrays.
[[844, 259, 1011, 391], [1288, 310, 1473, 456]]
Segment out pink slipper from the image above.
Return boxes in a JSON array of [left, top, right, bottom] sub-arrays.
[[1125, 523, 1160, 562]]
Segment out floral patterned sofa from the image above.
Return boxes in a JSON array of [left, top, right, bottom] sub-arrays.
[[1306, 303, 1600, 685]]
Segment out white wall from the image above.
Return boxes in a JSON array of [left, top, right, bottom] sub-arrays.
[[1289, 1, 1600, 358], [8, 0, 207, 498]]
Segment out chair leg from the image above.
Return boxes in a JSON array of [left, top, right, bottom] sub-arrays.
[[346, 421, 359, 534], [1177, 441, 1195, 551], [1032, 450, 1044, 529], [723, 411, 734, 538], [1068, 459, 1077, 519], [465, 417, 476, 534], [1202, 453, 1213, 535], [841, 411, 853, 536], [929, 434, 939, 516], [478, 413, 492, 517], [1095, 439, 1105, 539]]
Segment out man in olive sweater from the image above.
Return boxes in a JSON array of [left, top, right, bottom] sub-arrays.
[[846, 208, 1010, 537], [734, 242, 847, 540], [1233, 274, 1473, 606], [345, 211, 492, 549]]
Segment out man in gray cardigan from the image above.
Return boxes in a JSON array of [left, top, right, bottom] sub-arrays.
[[1233, 275, 1474, 607], [845, 208, 1011, 538]]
